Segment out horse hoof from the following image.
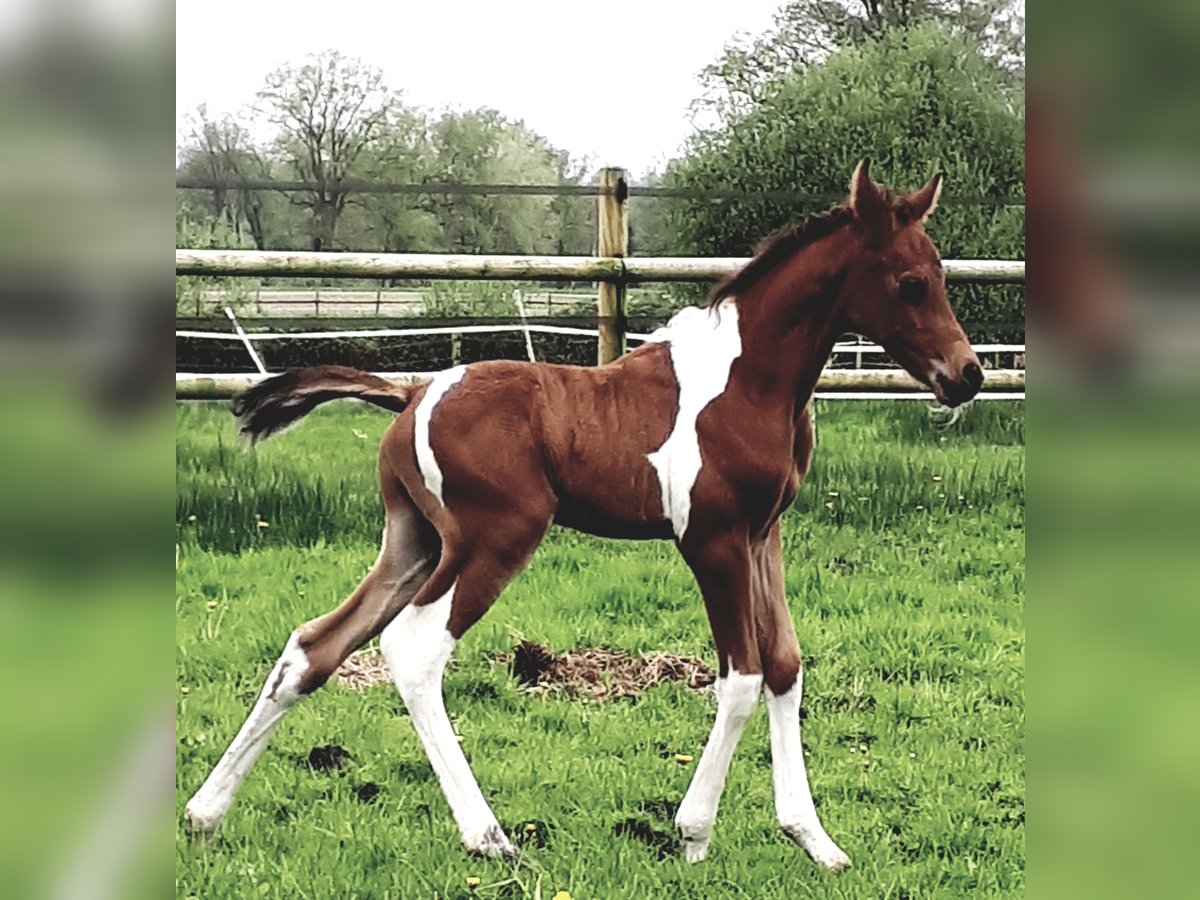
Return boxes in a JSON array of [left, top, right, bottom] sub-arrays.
[[467, 824, 516, 859], [781, 825, 851, 872], [681, 836, 710, 863], [810, 843, 851, 872], [183, 804, 223, 839]]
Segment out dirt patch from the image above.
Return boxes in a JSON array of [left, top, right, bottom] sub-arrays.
[[613, 817, 677, 860], [336, 640, 717, 702], [299, 744, 352, 772], [354, 782, 382, 804], [501, 640, 716, 702]]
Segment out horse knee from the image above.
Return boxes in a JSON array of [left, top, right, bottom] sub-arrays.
[[717, 670, 763, 724], [763, 648, 802, 698]]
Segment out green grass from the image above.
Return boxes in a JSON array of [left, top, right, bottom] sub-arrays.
[[176, 400, 1023, 898]]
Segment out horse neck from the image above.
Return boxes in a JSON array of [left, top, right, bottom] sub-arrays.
[[730, 231, 855, 424]]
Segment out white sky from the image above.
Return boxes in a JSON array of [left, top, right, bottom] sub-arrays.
[[175, 0, 785, 177]]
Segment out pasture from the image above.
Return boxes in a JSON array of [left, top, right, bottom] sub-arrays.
[[176, 399, 1024, 898]]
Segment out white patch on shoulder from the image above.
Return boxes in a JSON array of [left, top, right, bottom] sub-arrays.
[[414, 365, 467, 505], [645, 302, 742, 538]]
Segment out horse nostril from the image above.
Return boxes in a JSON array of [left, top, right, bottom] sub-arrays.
[[962, 362, 983, 392]]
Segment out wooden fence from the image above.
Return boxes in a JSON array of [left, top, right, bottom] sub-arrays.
[[177, 167, 1024, 398]]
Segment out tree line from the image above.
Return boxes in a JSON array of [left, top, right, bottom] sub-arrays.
[[177, 52, 594, 257], [177, 0, 1024, 336]]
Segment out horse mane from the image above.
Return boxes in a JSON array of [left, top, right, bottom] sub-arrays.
[[708, 193, 907, 307]]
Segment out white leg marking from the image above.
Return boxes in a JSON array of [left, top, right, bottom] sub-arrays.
[[185, 633, 310, 833], [646, 302, 742, 538], [675, 667, 762, 862], [379, 584, 513, 857], [766, 673, 851, 871], [414, 365, 467, 505]]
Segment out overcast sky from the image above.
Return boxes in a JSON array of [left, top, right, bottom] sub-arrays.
[[176, 0, 785, 177]]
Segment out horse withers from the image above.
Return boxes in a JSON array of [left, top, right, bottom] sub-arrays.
[[183, 161, 982, 870]]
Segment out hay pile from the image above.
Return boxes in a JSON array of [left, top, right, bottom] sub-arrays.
[[500, 640, 716, 702], [335, 650, 393, 692], [335, 640, 716, 702]]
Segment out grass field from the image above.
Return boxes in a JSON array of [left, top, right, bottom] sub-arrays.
[[176, 399, 1024, 899]]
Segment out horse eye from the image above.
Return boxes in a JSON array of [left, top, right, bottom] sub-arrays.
[[898, 274, 927, 304]]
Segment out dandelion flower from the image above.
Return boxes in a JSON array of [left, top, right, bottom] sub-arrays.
[[186, 514, 197, 522], [466, 876, 481, 889], [524, 823, 537, 834], [206, 600, 217, 611], [257, 520, 270, 529], [553, 892, 572, 900], [675, 754, 694, 765]]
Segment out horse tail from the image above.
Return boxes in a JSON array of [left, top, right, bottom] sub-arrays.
[[232, 366, 415, 443]]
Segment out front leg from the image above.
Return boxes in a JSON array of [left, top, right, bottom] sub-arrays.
[[755, 522, 851, 872], [675, 528, 763, 862]]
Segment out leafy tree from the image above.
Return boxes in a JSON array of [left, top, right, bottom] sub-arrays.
[[698, 0, 1024, 121], [337, 108, 443, 254], [177, 105, 271, 249], [257, 51, 400, 251], [668, 23, 1025, 338], [428, 109, 586, 255]]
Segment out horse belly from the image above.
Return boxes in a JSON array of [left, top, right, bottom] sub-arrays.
[[552, 451, 673, 540]]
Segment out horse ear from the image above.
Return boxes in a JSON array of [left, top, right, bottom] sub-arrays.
[[907, 172, 943, 224], [849, 159, 891, 237]]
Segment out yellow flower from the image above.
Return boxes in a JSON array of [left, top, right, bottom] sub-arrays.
[[256, 520, 270, 529], [524, 823, 538, 833], [553, 892, 572, 900], [675, 754, 694, 765], [466, 876, 481, 889]]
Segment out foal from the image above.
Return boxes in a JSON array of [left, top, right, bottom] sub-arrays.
[[184, 162, 983, 870]]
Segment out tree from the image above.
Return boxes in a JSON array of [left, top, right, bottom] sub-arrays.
[[177, 105, 271, 249], [668, 23, 1025, 339], [257, 51, 399, 251], [428, 109, 586, 255], [698, 0, 1024, 122], [338, 108, 443, 254]]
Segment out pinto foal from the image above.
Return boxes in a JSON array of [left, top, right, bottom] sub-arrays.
[[184, 162, 983, 869]]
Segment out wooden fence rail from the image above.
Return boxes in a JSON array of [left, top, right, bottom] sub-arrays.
[[176, 368, 1025, 400], [176, 248, 1024, 285]]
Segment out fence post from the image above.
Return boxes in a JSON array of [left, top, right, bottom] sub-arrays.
[[596, 167, 629, 365]]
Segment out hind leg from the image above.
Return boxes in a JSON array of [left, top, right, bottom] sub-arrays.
[[380, 503, 551, 857], [184, 488, 437, 835]]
